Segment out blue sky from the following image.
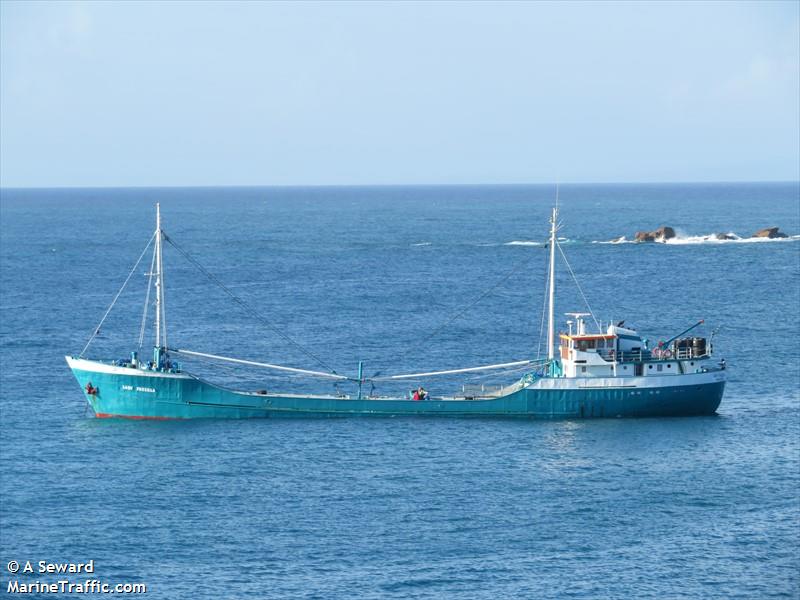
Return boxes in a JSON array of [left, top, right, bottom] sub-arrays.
[[1, 1, 798, 187]]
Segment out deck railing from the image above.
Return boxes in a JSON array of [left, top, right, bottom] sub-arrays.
[[596, 348, 709, 363]]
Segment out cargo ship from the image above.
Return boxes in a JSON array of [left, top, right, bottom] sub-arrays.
[[66, 204, 726, 419]]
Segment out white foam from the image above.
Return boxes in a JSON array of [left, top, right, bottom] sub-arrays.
[[504, 240, 543, 246], [593, 236, 632, 245], [664, 232, 799, 245], [593, 232, 799, 245], [411, 242, 432, 247]]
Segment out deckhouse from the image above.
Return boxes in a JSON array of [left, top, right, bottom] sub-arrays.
[[557, 313, 714, 380]]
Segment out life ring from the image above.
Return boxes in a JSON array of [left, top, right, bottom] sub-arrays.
[[662, 349, 672, 359]]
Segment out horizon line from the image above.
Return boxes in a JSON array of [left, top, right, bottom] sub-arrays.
[[2, 179, 799, 191]]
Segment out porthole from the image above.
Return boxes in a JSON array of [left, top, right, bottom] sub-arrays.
[[667, 364, 672, 368], [648, 365, 653, 369]]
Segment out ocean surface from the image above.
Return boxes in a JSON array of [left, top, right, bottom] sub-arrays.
[[1, 183, 798, 599]]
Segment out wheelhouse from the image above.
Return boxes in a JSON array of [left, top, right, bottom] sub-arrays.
[[556, 313, 716, 379]]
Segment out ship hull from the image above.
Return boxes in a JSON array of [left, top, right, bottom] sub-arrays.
[[67, 356, 725, 420]]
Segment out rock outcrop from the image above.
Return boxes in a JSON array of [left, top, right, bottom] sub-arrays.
[[751, 227, 788, 239], [634, 226, 676, 243], [715, 233, 737, 241]]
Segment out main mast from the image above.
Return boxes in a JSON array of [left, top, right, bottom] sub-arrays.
[[547, 206, 558, 361]]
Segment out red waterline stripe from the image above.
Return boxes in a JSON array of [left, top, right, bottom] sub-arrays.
[[95, 413, 181, 421]]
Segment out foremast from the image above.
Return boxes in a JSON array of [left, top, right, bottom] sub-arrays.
[[153, 203, 167, 367]]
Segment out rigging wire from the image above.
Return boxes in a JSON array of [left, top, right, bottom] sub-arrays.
[[556, 240, 601, 332], [536, 242, 551, 359], [159, 230, 168, 350], [464, 363, 534, 380], [170, 348, 349, 380], [163, 234, 339, 375], [371, 359, 536, 381], [80, 232, 157, 357], [371, 360, 539, 384], [172, 347, 538, 383], [179, 353, 334, 382], [137, 243, 157, 351], [389, 248, 541, 372]]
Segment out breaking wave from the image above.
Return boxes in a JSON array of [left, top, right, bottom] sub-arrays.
[[665, 233, 800, 245], [592, 233, 800, 245]]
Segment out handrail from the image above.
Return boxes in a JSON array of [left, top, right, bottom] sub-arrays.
[[596, 348, 710, 363]]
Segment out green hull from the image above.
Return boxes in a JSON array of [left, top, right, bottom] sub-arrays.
[[67, 357, 725, 419]]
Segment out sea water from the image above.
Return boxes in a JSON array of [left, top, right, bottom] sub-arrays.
[[1, 183, 798, 598]]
